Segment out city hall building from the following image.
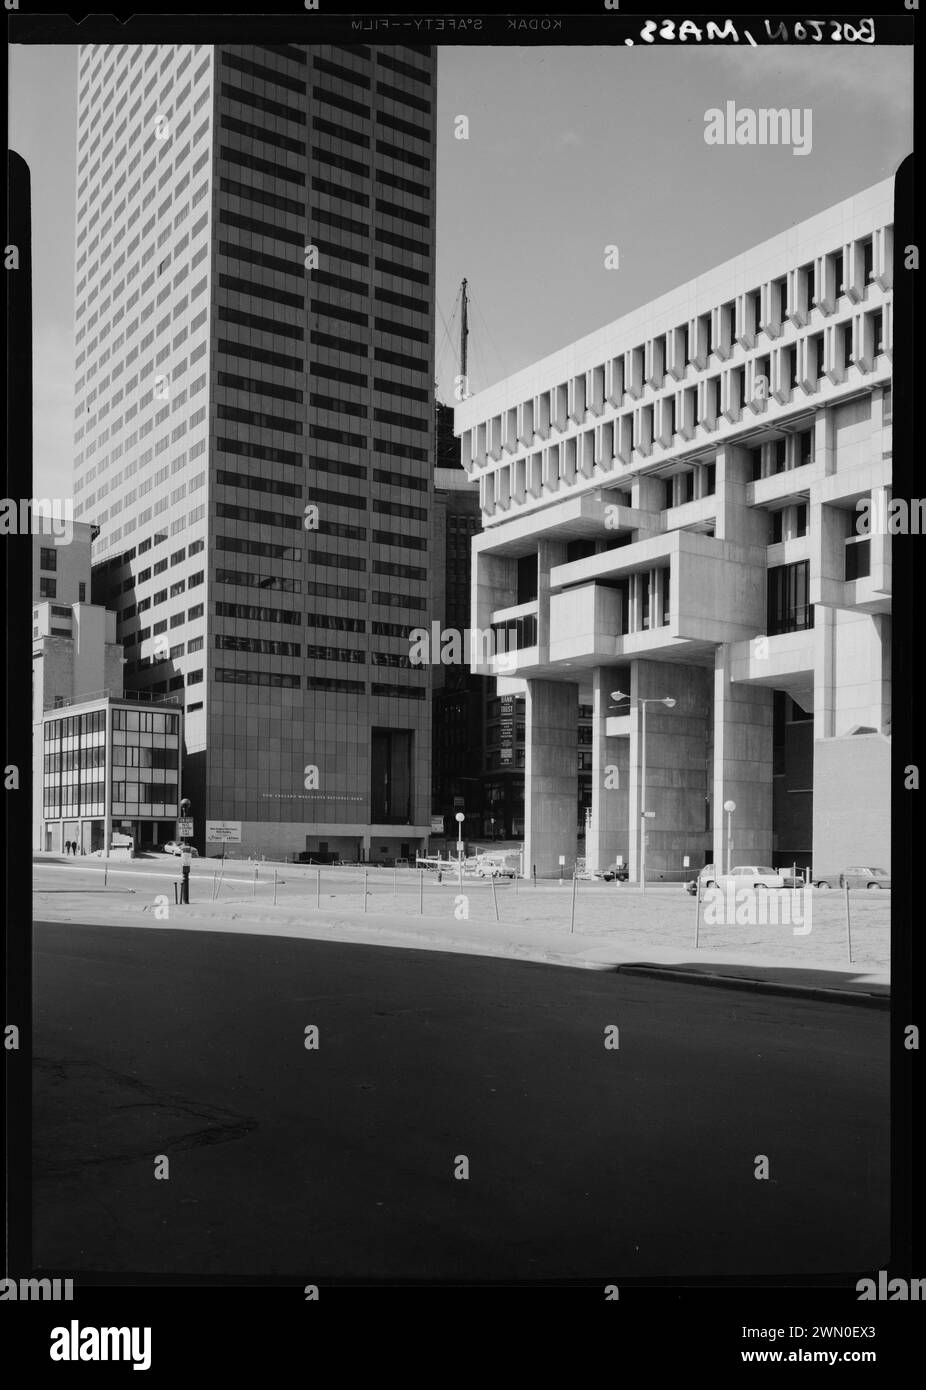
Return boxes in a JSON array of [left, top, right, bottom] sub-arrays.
[[74, 41, 436, 862], [456, 180, 893, 880]]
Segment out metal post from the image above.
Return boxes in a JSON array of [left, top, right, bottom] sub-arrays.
[[490, 871, 499, 923], [844, 880, 853, 963], [570, 866, 578, 933], [694, 873, 702, 948], [418, 868, 424, 915], [363, 868, 368, 911], [316, 868, 321, 909], [252, 868, 257, 898], [393, 864, 397, 898], [726, 811, 734, 877], [273, 868, 278, 907], [104, 860, 108, 889], [640, 699, 647, 894], [212, 871, 217, 901]]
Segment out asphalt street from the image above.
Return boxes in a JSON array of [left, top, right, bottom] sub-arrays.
[[32, 920, 889, 1280]]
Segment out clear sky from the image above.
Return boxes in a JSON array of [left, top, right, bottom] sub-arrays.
[[9, 42, 913, 500]]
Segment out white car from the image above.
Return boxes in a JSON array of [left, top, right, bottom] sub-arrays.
[[713, 865, 785, 892], [161, 840, 199, 857]]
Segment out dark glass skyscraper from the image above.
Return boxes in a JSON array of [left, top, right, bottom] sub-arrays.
[[75, 42, 437, 860]]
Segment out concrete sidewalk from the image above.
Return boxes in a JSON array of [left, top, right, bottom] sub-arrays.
[[33, 877, 890, 1008]]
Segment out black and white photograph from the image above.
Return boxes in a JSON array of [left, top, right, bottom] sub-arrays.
[[3, 0, 921, 1364]]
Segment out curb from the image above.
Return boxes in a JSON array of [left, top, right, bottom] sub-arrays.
[[612, 963, 890, 1008], [38, 903, 889, 1006]]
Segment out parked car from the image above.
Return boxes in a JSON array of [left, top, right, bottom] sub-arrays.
[[595, 862, 630, 883], [843, 866, 891, 890], [684, 864, 717, 895], [777, 870, 806, 889], [713, 865, 785, 891], [162, 840, 199, 857], [812, 867, 891, 890]]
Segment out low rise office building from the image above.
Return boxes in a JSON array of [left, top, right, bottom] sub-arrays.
[[33, 520, 183, 854]]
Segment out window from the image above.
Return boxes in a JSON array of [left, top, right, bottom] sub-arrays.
[[79, 582, 86, 601], [40, 577, 57, 599], [767, 561, 813, 635], [40, 547, 57, 571], [845, 537, 870, 580]]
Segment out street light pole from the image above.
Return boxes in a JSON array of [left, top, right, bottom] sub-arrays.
[[455, 810, 465, 888], [723, 799, 736, 876], [611, 691, 677, 895]]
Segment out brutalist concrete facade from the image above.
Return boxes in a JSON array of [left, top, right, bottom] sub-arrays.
[[457, 181, 892, 879]]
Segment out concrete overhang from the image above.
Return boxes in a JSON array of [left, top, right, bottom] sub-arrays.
[[472, 489, 659, 558]]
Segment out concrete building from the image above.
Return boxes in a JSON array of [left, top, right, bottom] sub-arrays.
[[74, 42, 436, 862], [456, 180, 892, 879], [32, 520, 184, 854]]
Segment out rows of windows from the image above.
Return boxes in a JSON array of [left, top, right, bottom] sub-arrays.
[[468, 233, 888, 474]]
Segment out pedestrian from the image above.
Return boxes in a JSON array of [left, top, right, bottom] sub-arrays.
[[65, 840, 72, 856]]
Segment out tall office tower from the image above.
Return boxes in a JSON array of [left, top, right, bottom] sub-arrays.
[[74, 42, 436, 862], [457, 180, 893, 879]]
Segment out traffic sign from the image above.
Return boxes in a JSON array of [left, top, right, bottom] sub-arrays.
[[177, 818, 194, 837]]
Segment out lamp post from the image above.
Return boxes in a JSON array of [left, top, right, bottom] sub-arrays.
[[611, 691, 677, 894], [455, 811, 465, 881], [723, 799, 736, 876]]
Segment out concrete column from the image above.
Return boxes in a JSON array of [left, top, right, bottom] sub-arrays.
[[715, 443, 769, 545], [814, 605, 836, 740], [524, 678, 578, 878], [712, 645, 774, 869], [587, 666, 631, 875], [627, 660, 713, 882], [536, 538, 567, 664]]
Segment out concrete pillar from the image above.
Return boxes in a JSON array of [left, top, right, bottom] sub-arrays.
[[712, 645, 774, 870], [535, 538, 567, 665], [715, 443, 769, 545], [587, 666, 631, 875], [814, 605, 837, 740], [524, 678, 578, 878], [627, 660, 713, 882]]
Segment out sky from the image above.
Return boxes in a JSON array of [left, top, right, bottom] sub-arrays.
[[9, 42, 913, 500]]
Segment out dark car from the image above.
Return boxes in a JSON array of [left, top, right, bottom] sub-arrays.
[[843, 866, 891, 890], [812, 866, 891, 890], [596, 862, 629, 883]]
